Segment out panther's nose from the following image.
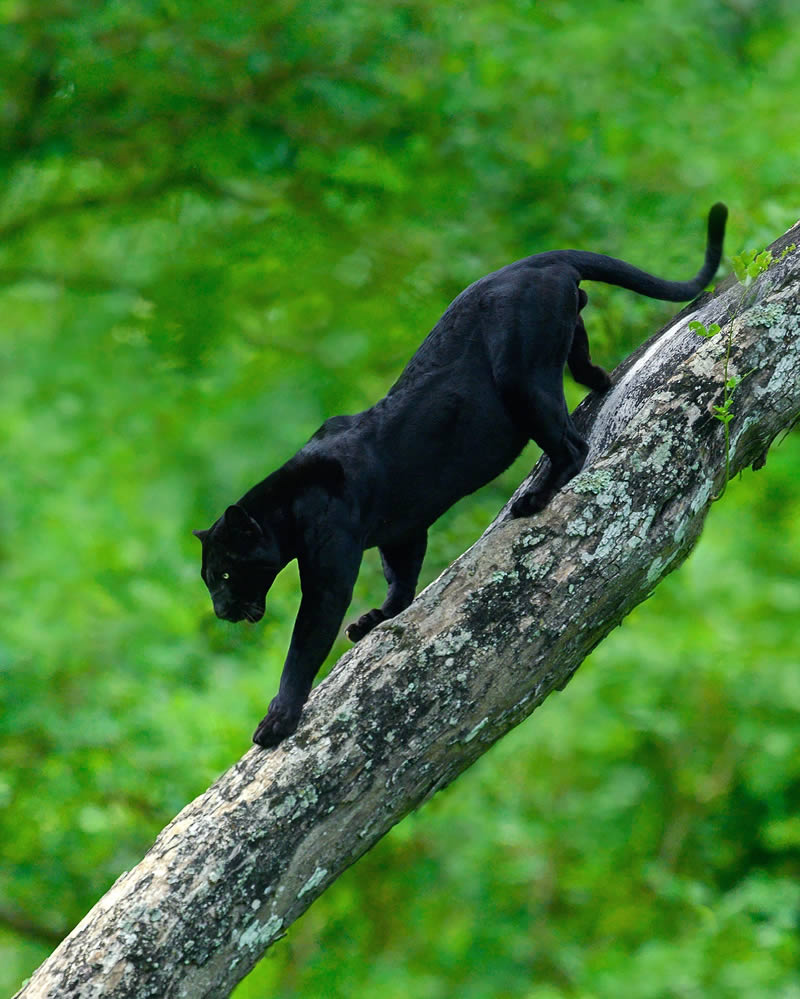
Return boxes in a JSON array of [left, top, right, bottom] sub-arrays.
[[214, 601, 244, 623]]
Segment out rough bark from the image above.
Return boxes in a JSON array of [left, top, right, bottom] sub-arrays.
[[16, 220, 800, 999]]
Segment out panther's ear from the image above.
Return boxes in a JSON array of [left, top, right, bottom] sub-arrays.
[[192, 529, 209, 542], [222, 504, 263, 539]]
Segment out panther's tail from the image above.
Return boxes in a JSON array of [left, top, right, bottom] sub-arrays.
[[554, 202, 727, 302]]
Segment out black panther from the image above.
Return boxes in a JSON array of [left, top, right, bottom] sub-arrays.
[[194, 203, 726, 747]]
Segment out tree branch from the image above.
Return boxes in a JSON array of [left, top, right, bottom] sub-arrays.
[[14, 220, 800, 999], [0, 268, 141, 294], [0, 905, 64, 950], [0, 168, 277, 244]]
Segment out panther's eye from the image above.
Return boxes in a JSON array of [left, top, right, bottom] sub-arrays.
[[222, 572, 230, 580]]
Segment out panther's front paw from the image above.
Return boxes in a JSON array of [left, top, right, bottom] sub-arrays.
[[345, 608, 386, 643], [589, 366, 612, 394], [510, 489, 548, 518], [252, 696, 302, 748]]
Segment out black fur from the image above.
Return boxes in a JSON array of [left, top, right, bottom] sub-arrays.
[[195, 204, 726, 747]]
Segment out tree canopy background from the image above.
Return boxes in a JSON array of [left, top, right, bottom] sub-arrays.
[[2, 2, 800, 996]]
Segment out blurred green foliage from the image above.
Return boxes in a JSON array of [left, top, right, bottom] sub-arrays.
[[2, 1, 800, 995]]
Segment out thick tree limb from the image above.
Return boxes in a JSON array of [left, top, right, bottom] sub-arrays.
[[0, 168, 275, 244], [15, 220, 800, 999], [0, 906, 64, 949]]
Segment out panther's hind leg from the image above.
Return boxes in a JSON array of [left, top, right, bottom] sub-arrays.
[[567, 292, 612, 393], [491, 271, 593, 516], [509, 379, 590, 518]]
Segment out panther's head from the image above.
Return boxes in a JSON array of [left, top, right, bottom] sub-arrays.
[[193, 505, 282, 624]]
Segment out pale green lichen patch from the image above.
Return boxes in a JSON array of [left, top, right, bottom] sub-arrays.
[[464, 717, 489, 742], [270, 793, 297, 819], [566, 517, 591, 537], [689, 350, 723, 380], [298, 866, 328, 898], [518, 549, 556, 581], [650, 390, 676, 407], [519, 532, 546, 548], [572, 468, 615, 495], [237, 913, 284, 950], [298, 784, 319, 806], [646, 545, 685, 585], [763, 340, 800, 395], [334, 702, 356, 722], [646, 556, 665, 585], [585, 494, 639, 561], [690, 477, 716, 515], [746, 302, 786, 327], [649, 439, 675, 473], [431, 629, 473, 657]]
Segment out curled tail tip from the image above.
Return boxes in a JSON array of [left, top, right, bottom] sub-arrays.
[[708, 202, 728, 242]]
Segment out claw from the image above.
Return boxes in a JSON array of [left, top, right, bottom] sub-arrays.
[[252, 698, 302, 748], [346, 608, 386, 643]]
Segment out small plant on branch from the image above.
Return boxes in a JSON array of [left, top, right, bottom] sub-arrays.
[[691, 242, 795, 498]]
